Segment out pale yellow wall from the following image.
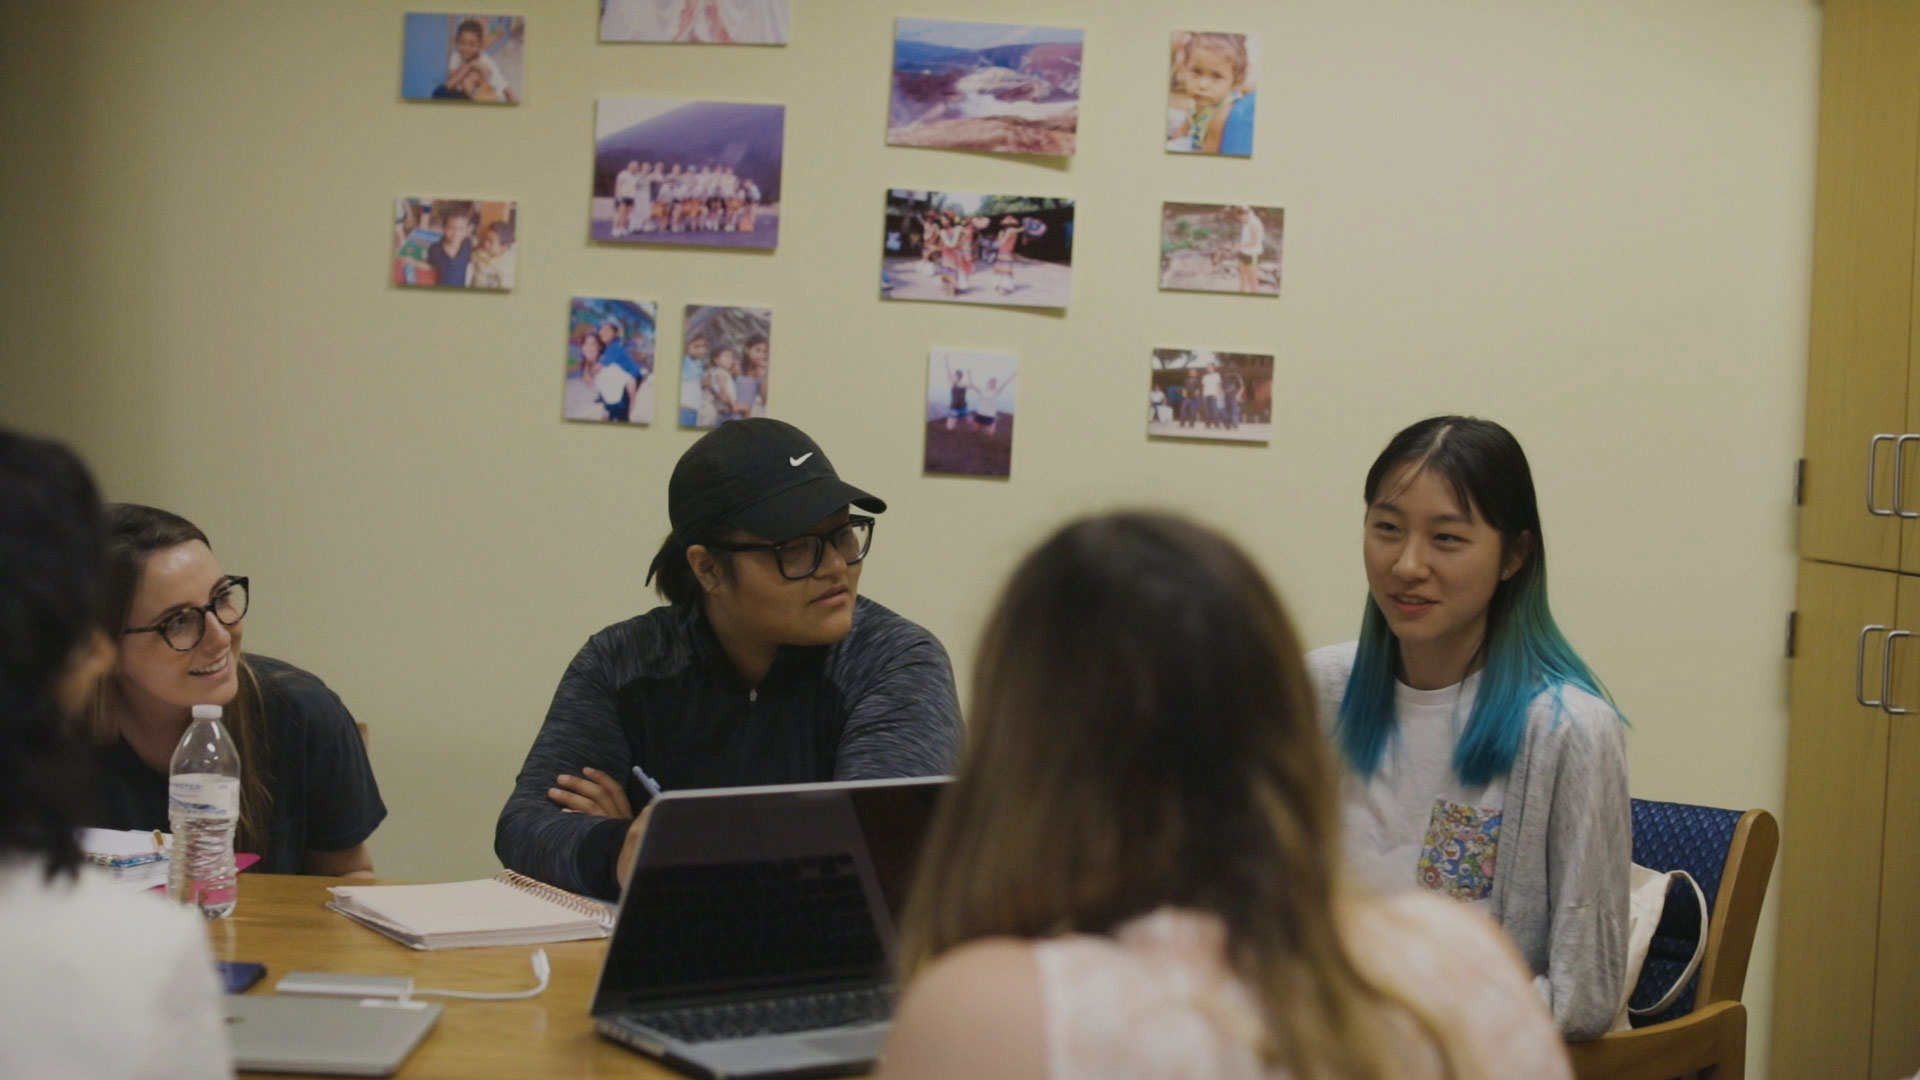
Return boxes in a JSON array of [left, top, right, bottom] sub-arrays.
[[0, 0, 1818, 1071]]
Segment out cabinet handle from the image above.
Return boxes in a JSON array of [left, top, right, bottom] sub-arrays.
[[1885, 630, 1915, 715], [1869, 434, 1898, 516], [1896, 435, 1920, 519], [1859, 624, 1890, 706]]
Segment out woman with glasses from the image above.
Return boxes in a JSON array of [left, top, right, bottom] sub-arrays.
[[496, 419, 963, 900], [81, 505, 386, 877]]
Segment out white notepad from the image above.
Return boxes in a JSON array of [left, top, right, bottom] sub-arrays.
[[326, 870, 613, 950]]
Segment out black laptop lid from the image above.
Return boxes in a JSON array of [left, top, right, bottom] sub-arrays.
[[591, 777, 945, 1013]]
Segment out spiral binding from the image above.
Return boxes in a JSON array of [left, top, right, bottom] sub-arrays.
[[493, 869, 616, 928]]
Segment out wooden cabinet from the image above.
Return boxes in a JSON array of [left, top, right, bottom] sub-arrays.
[[1778, 1, 1920, 1077], [1874, 667, 1920, 1080], [1774, 563, 1894, 1078], [1798, 0, 1918, 574]]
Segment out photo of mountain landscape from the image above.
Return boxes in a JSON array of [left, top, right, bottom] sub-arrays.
[[590, 97, 785, 249], [887, 18, 1083, 157]]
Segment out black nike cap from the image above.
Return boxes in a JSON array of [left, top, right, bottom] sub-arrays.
[[666, 419, 886, 544]]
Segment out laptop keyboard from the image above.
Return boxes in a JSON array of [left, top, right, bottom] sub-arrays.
[[628, 985, 897, 1043]]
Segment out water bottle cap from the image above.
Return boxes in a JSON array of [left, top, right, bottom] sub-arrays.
[[191, 704, 224, 721]]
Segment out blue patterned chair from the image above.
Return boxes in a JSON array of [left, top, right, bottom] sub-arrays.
[[1567, 799, 1779, 1080]]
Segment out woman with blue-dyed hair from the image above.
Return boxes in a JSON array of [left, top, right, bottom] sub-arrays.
[[1309, 415, 1630, 1040]]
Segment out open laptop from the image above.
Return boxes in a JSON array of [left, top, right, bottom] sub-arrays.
[[224, 994, 442, 1076], [589, 776, 947, 1079]]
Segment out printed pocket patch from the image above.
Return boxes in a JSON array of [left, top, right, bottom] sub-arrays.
[[1416, 800, 1501, 901]]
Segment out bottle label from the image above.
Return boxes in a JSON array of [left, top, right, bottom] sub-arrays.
[[168, 774, 239, 819]]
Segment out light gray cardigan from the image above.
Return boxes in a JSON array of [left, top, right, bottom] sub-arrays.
[[1310, 641, 1631, 1041]]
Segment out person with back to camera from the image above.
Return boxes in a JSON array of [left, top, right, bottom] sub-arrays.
[[81, 505, 386, 877], [0, 431, 230, 1079], [878, 512, 1571, 1080], [1312, 416, 1629, 1040], [495, 419, 964, 900]]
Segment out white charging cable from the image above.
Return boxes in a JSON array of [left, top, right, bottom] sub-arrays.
[[408, 949, 551, 1001]]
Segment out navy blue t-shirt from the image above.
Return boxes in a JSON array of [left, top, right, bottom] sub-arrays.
[[426, 237, 473, 288], [83, 655, 387, 875]]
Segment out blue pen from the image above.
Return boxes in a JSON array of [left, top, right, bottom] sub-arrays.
[[631, 764, 663, 800]]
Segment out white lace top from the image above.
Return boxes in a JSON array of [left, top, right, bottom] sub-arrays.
[[1031, 892, 1571, 1080]]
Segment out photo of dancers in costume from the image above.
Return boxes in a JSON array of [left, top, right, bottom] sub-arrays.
[[881, 189, 1073, 310]]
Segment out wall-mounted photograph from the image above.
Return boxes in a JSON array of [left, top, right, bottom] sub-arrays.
[[926, 350, 1017, 478], [1167, 31, 1257, 156], [1148, 348, 1273, 444], [401, 13, 524, 104], [564, 298, 656, 425], [592, 98, 785, 249], [679, 305, 772, 428], [882, 190, 1073, 310], [598, 0, 790, 44], [887, 18, 1082, 157], [391, 198, 517, 289], [1159, 202, 1283, 296]]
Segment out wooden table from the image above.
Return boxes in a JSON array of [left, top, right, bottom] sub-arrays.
[[206, 873, 705, 1079]]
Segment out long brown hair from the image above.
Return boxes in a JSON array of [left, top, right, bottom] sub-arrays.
[[897, 512, 1453, 1079], [87, 505, 272, 857]]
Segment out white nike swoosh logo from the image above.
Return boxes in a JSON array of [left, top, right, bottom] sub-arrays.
[[789, 453, 814, 467]]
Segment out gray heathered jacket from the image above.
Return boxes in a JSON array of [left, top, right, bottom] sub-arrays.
[[1311, 641, 1631, 1040]]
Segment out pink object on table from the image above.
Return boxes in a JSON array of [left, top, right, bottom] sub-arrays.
[[146, 852, 261, 894]]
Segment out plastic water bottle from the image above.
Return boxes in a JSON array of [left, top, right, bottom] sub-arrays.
[[168, 704, 240, 918]]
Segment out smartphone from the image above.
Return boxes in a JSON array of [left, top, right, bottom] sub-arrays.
[[216, 961, 267, 994]]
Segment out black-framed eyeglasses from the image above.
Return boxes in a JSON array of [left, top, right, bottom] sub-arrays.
[[122, 577, 250, 652], [703, 517, 875, 581]]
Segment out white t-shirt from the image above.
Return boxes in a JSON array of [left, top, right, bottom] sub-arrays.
[[0, 857, 230, 1079], [1201, 371, 1223, 398], [595, 363, 633, 409], [448, 51, 507, 95], [615, 169, 641, 200], [1238, 215, 1264, 256], [1308, 641, 1507, 911]]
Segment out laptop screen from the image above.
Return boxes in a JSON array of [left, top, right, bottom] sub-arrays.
[[592, 778, 945, 1011]]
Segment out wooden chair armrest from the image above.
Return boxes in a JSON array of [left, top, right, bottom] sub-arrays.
[[1565, 999, 1746, 1080]]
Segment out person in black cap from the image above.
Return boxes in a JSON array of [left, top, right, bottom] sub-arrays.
[[494, 419, 964, 900]]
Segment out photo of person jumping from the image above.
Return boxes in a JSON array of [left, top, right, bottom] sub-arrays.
[[925, 349, 1017, 477]]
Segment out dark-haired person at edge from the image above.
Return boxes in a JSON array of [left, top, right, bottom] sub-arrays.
[[496, 419, 964, 900], [0, 431, 229, 1078], [1312, 416, 1629, 1039], [81, 505, 386, 877]]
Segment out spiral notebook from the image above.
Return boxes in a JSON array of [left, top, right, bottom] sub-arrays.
[[326, 870, 614, 950]]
